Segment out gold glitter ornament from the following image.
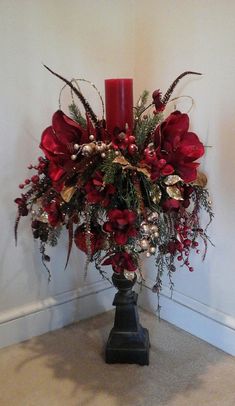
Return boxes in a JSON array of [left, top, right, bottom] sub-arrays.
[[164, 175, 182, 185], [151, 185, 162, 204], [166, 185, 184, 200]]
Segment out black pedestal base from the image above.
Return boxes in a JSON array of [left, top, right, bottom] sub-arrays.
[[105, 273, 150, 365], [106, 326, 150, 365]]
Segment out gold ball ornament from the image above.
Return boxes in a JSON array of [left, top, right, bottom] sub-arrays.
[[150, 225, 158, 234], [82, 144, 93, 156], [141, 224, 150, 235], [140, 238, 149, 250], [149, 246, 156, 254]]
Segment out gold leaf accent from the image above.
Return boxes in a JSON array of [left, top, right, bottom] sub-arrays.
[[113, 155, 151, 178], [113, 155, 130, 166], [191, 172, 207, 188], [136, 167, 151, 178], [61, 186, 76, 202], [164, 175, 183, 185], [151, 185, 162, 204], [166, 185, 184, 200]]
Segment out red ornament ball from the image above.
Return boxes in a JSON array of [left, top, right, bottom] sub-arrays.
[[74, 224, 105, 255]]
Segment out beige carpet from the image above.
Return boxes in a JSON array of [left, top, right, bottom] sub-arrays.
[[0, 309, 235, 406]]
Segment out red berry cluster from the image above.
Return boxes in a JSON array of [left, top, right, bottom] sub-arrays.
[[18, 157, 47, 189], [174, 223, 200, 272], [112, 131, 138, 156], [143, 145, 174, 181]]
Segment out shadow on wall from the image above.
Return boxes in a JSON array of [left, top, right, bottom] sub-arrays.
[[9, 310, 232, 406]]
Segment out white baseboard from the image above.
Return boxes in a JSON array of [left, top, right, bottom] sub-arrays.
[[0, 280, 115, 349], [139, 278, 235, 356]]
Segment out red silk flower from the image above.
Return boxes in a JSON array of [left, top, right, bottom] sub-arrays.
[[154, 111, 205, 182], [40, 110, 85, 181], [103, 209, 138, 245], [102, 252, 137, 273], [84, 171, 116, 207]]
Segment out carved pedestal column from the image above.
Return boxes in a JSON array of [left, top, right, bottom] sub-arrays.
[[105, 272, 150, 365]]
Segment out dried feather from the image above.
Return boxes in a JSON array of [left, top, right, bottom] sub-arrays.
[[44, 65, 99, 126], [162, 71, 202, 105], [64, 220, 73, 270], [14, 213, 21, 246]]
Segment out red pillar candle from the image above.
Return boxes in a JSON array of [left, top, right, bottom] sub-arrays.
[[105, 78, 133, 134]]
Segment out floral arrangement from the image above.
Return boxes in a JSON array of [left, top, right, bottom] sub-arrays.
[[15, 66, 213, 295]]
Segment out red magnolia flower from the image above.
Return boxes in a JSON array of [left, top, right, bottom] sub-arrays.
[[84, 171, 116, 207], [154, 111, 204, 182], [103, 209, 138, 245], [102, 252, 137, 273], [40, 110, 86, 181]]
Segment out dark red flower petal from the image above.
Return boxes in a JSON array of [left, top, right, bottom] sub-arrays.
[[114, 232, 128, 245], [161, 164, 174, 176]]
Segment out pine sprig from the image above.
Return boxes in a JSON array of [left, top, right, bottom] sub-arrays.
[[100, 151, 117, 184], [135, 113, 163, 149], [68, 102, 87, 128]]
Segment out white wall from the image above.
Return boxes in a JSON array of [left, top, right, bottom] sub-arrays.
[[0, 0, 135, 347], [135, 0, 235, 355], [1, 0, 235, 354]]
